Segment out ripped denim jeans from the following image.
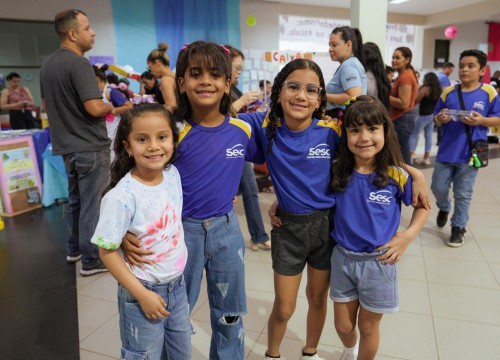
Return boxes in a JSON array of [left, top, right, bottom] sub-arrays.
[[183, 209, 247, 360], [118, 275, 191, 360]]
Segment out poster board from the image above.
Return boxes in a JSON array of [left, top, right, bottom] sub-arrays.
[[0, 135, 42, 216]]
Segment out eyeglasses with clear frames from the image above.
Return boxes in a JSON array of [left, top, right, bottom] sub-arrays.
[[233, 65, 243, 73], [283, 80, 322, 99]]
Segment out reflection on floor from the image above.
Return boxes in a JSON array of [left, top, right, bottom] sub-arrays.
[[2, 145, 500, 360], [0, 205, 79, 360]]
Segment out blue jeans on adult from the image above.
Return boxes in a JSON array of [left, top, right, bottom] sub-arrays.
[[409, 114, 434, 153], [431, 162, 478, 228], [239, 161, 269, 244], [63, 150, 110, 267], [394, 108, 417, 164], [182, 209, 247, 360], [118, 275, 192, 360]]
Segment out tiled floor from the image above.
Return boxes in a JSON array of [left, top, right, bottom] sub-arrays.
[[78, 144, 500, 360]]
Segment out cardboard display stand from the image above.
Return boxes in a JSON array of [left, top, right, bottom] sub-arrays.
[[0, 135, 43, 216]]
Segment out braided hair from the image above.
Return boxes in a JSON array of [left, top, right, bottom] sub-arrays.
[[266, 58, 327, 154]]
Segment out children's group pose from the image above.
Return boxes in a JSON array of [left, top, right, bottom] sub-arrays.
[[241, 61, 428, 360], [93, 42, 436, 360]]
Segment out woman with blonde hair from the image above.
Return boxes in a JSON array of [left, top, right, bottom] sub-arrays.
[[146, 42, 177, 112]]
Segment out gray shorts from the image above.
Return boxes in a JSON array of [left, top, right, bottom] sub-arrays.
[[330, 245, 399, 314], [271, 208, 334, 276]]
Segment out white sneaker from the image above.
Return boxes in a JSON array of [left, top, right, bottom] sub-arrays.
[[339, 348, 358, 360], [300, 353, 324, 360], [339, 350, 357, 360], [264, 355, 280, 360]]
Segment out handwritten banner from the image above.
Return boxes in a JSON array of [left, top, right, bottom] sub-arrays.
[[280, 15, 349, 44]]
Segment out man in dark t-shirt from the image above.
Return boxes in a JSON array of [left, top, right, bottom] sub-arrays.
[[40, 9, 113, 276]]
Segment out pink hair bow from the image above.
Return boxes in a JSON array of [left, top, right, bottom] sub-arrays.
[[132, 95, 154, 105]]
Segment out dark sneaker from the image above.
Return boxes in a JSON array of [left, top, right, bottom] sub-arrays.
[[66, 254, 81, 263], [437, 210, 449, 228], [447, 227, 465, 248], [80, 260, 109, 277]]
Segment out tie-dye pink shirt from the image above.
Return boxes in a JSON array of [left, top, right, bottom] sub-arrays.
[[91, 167, 187, 283]]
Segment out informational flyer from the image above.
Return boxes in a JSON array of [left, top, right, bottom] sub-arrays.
[[0, 136, 42, 216]]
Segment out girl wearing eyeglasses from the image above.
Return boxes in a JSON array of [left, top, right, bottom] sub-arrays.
[[240, 58, 339, 360], [326, 26, 367, 119]]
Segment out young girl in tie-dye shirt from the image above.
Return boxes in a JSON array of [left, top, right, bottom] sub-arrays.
[[91, 103, 191, 359]]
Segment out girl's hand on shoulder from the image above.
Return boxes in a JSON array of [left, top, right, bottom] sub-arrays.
[[121, 232, 154, 269], [375, 232, 412, 265], [320, 114, 341, 125], [409, 168, 431, 210], [138, 290, 170, 319], [268, 200, 282, 228]]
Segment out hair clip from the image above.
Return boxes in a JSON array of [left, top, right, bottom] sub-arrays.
[[181, 43, 191, 51], [343, 96, 358, 108], [219, 45, 231, 54]]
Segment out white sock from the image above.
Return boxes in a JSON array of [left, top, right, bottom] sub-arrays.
[[344, 342, 359, 356]]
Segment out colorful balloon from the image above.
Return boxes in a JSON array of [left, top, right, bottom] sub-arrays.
[[444, 26, 458, 39], [246, 15, 256, 27]]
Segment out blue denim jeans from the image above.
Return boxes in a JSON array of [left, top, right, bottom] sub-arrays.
[[431, 162, 478, 228], [394, 108, 417, 164], [118, 275, 191, 360], [63, 150, 110, 267], [409, 114, 434, 153], [239, 161, 269, 243], [182, 209, 247, 360]]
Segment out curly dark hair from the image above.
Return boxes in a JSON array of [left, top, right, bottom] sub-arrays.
[[104, 103, 178, 195], [266, 58, 327, 154], [331, 95, 404, 192], [175, 41, 233, 122]]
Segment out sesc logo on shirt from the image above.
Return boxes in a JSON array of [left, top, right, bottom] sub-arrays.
[[307, 143, 331, 159], [368, 190, 392, 205], [226, 144, 245, 159], [472, 101, 485, 112]]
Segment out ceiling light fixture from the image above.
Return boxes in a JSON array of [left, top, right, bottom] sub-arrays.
[[389, 0, 411, 4]]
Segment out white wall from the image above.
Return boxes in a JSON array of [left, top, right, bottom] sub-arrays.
[[0, 0, 117, 61], [423, 21, 490, 81]]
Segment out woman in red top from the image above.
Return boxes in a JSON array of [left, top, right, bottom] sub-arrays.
[[389, 47, 419, 164], [1, 72, 37, 129]]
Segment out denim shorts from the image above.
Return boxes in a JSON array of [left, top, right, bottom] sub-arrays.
[[118, 275, 191, 360], [330, 245, 399, 314], [271, 208, 334, 276]]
